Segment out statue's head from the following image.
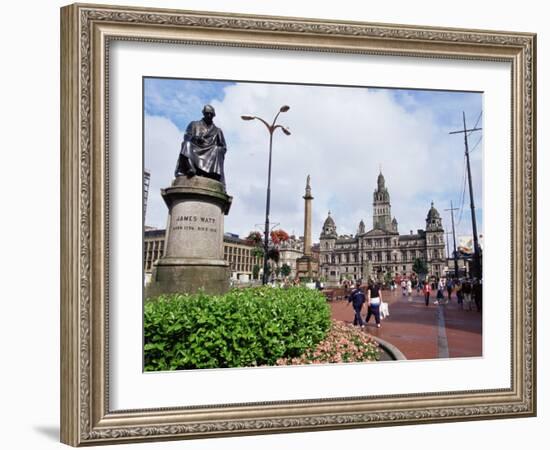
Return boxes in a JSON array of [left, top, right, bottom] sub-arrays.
[[202, 104, 216, 121]]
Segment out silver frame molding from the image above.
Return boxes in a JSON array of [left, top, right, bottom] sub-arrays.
[[60, 3, 536, 446]]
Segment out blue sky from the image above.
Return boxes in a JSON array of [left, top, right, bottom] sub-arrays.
[[144, 78, 483, 246], [145, 78, 233, 130]]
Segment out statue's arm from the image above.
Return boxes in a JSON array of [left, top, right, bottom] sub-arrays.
[[217, 129, 227, 152], [183, 121, 195, 142]]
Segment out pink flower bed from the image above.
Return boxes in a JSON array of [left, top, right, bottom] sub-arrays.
[[275, 320, 380, 365]]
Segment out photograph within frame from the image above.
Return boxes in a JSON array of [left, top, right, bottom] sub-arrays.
[[142, 77, 484, 372], [60, 3, 536, 446]]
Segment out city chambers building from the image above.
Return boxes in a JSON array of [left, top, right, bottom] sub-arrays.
[[319, 172, 446, 284]]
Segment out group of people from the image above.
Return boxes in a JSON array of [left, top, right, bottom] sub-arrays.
[[341, 272, 485, 330], [421, 277, 482, 311], [347, 280, 384, 329]]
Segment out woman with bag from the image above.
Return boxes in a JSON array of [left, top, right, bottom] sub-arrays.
[[365, 280, 383, 328]]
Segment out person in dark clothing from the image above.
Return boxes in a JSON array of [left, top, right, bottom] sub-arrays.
[[462, 279, 473, 311], [446, 278, 454, 300], [473, 279, 483, 312], [366, 281, 383, 328], [348, 281, 366, 327], [456, 280, 463, 307]]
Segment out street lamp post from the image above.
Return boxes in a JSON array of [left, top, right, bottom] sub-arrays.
[[449, 112, 482, 280], [242, 106, 291, 285]]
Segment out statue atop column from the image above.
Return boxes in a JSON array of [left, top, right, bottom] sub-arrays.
[[175, 104, 227, 187]]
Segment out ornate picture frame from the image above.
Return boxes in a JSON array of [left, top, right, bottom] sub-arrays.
[[60, 3, 536, 446]]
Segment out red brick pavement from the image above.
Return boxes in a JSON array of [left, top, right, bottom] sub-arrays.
[[330, 288, 482, 360]]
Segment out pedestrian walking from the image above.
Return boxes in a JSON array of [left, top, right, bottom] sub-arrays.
[[401, 279, 407, 296], [423, 281, 432, 306], [462, 279, 473, 311], [348, 281, 366, 327], [435, 278, 445, 305], [365, 280, 383, 328], [446, 278, 453, 301], [456, 280, 464, 308], [406, 278, 413, 300], [473, 278, 482, 312]]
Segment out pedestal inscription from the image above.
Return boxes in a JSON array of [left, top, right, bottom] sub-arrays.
[[166, 202, 223, 260], [145, 176, 232, 297]]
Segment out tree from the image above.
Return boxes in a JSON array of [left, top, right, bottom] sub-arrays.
[[280, 263, 292, 277], [252, 247, 264, 259], [412, 258, 428, 277]]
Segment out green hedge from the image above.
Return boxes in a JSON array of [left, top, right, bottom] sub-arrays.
[[144, 287, 331, 371]]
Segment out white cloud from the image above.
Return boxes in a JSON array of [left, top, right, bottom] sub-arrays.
[[145, 82, 483, 242], [144, 115, 182, 228]]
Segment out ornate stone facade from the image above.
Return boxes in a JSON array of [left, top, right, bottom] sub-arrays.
[[319, 172, 446, 284], [278, 236, 305, 279]]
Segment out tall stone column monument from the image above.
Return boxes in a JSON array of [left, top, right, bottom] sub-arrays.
[[146, 104, 232, 297], [296, 175, 319, 280]]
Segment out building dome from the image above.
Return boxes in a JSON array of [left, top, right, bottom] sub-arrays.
[[323, 211, 335, 228], [426, 201, 441, 220], [426, 201, 443, 232], [320, 211, 338, 239]]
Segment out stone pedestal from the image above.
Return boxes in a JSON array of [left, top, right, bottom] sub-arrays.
[[296, 255, 319, 281], [145, 176, 232, 298]]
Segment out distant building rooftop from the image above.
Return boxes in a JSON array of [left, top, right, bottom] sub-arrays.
[[222, 233, 255, 246], [144, 228, 166, 238]]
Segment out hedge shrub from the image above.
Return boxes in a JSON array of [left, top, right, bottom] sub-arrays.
[[144, 287, 331, 371]]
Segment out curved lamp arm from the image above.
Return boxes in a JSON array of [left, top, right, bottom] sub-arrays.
[[273, 124, 291, 135]]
